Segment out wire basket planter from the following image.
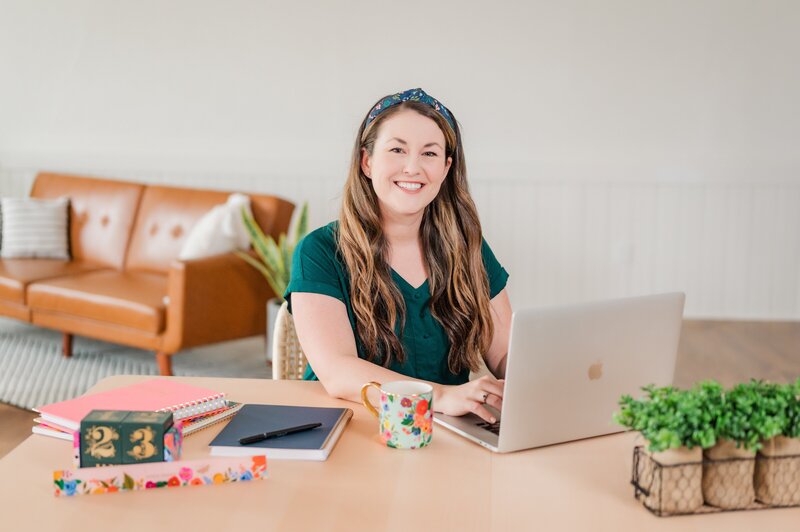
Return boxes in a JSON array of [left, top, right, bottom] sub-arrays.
[[631, 445, 800, 517]]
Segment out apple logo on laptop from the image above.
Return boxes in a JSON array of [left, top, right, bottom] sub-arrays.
[[588, 361, 603, 381]]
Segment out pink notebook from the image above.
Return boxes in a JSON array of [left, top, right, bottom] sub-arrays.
[[35, 379, 227, 431]]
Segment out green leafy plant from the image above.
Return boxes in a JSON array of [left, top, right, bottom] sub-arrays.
[[716, 379, 790, 452], [615, 378, 800, 454], [613, 382, 720, 453], [785, 377, 800, 439], [236, 202, 309, 303]]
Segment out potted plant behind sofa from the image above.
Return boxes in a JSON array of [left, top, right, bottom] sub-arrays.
[[754, 378, 800, 506], [702, 379, 786, 509], [614, 382, 718, 514], [237, 202, 309, 361]]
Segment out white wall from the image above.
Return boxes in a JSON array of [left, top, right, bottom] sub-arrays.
[[1, 1, 799, 319]]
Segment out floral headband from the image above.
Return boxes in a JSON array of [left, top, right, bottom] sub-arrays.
[[365, 88, 456, 130]]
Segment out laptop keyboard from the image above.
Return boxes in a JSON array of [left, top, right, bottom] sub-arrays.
[[476, 420, 501, 435]]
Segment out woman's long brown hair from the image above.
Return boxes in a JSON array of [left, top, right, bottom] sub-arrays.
[[338, 99, 493, 375]]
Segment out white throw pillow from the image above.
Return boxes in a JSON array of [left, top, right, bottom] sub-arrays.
[[0, 197, 70, 259], [178, 193, 253, 261]]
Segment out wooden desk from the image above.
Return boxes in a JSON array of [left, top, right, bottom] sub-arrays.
[[1, 376, 797, 531]]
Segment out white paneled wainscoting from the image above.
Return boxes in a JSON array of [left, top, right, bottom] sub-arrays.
[[471, 180, 800, 321], [2, 166, 798, 320]]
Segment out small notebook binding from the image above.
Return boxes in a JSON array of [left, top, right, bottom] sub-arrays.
[[161, 393, 227, 420], [182, 402, 244, 436]]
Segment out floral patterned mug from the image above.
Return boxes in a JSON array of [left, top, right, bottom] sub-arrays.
[[360, 381, 433, 449]]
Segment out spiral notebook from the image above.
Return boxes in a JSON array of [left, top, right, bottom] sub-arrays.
[[34, 379, 227, 431], [32, 401, 244, 441]]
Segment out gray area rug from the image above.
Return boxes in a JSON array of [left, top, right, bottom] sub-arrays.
[[0, 318, 270, 411]]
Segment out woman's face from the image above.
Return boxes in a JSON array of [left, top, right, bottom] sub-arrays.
[[361, 109, 452, 221]]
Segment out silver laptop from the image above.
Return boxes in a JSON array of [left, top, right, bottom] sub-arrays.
[[434, 292, 685, 452]]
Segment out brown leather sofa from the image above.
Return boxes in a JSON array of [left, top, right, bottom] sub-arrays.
[[0, 172, 294, 375]]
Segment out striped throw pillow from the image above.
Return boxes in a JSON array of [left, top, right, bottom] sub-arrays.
[[0, 197, 70, 259]]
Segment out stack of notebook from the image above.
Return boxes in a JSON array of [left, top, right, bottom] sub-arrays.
[[33, 379, 243, 441]]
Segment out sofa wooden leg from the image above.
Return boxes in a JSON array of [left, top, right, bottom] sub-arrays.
[[63, 333, 73, 358], [156, 352, 173, 376]]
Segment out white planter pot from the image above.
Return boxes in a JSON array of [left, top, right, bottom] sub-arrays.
[[265, 298, 282, 362]]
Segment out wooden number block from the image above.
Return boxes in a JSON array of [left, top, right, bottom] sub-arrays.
[[74, 419, 184, 468], [163, 422, 183, 462], [121, 411, 174, 464], [80, 410, 128, 467]]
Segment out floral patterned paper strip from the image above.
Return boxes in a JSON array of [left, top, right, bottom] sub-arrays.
[[53, 455, 267, 496]]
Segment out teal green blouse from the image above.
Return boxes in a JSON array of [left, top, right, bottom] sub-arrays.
[[284, 222, 509, 385]]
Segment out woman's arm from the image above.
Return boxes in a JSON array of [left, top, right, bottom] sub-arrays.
[[290, 292, 414, 401], [291, 292, 505, 422], [483, 288, 512, 379]]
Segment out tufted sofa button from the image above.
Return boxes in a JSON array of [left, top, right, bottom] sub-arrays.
[[101, 215, 110, 227], [149, 223, 159, 236], [171, 225, 183, 238]]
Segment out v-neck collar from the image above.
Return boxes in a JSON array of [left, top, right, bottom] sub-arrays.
[[390, 268, 429, 293]]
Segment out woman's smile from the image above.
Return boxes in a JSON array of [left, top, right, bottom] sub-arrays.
[[395, 181, 425, 193]]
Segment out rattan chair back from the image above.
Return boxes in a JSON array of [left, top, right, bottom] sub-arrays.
[[271, 300, 308, 380]]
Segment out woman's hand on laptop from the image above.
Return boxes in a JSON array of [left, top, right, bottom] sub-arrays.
[[435, 375, 505, 424]]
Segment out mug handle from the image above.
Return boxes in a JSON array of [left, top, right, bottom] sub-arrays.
[[360, 381, 382, 418]]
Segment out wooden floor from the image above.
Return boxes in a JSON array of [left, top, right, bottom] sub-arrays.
[[1, 319, 798, 459]]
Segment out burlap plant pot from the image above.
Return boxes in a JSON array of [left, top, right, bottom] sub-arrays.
[[638, 445, 703, 514], [702, 438, 756, 509], [755, 436, 800, 506]]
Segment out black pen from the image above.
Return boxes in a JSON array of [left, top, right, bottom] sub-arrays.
[[238, 422, 323, 445]]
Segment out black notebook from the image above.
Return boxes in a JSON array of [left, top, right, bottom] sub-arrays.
[[208, 404, 353, 461]]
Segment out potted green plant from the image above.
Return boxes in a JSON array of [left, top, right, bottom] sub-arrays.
[[236, 202, 309, 360], [614, 382, 718, 514], [754, 377, 800, 505], [702, 379, 785, 509]]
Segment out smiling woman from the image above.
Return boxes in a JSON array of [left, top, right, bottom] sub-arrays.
[[285, 88, 512, 424]]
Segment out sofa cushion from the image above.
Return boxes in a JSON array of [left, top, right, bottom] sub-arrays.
[[0, 260, 106, 304], [178, 193, 252, 260], [31, 173, 144, 269], [0, 197, 71, 259], [27, 270, 168, 333]]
